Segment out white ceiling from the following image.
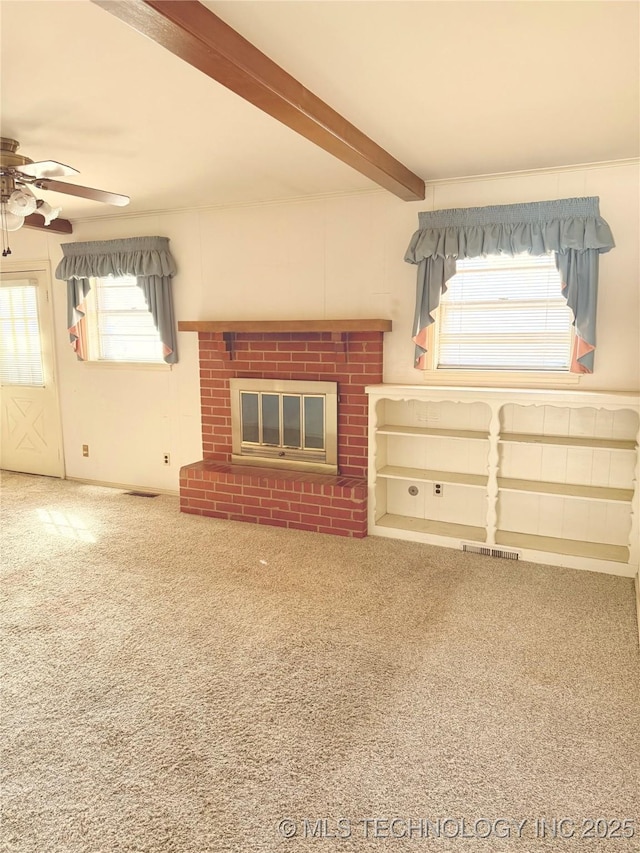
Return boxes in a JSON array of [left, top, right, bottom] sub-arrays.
[[1, 0, 638, 221]]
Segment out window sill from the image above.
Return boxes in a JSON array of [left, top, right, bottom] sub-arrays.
[[420, 370, 581, 389], [82, 360, 172, 371]]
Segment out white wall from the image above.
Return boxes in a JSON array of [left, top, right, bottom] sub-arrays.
[[4, 162, 638, 491]]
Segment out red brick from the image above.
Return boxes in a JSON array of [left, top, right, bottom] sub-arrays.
[[303, 495, 334, 506], [243, 486, 272, 498], [189, 498, 216, 510], [290, 352, 321, 362], [272, 510, 301, 522], [181, 487, 205, 498], [345, 435, 369, 448], [318, 526, 351, 537], [329, 497, 365, 509], [210, 483, 243, 496], [234, 495, 260, 507], [297, 513, 320, 526], [259, 498, 291, 510], [347, 332, 382, 342], [288, 522, 319, 533], [279, 342, 307, 351]]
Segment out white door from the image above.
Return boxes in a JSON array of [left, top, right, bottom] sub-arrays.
[[0, 266, 64, 477]]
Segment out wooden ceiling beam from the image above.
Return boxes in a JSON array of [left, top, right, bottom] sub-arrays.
[[92, 0, 425, 202], [23, 214, 73, 234]]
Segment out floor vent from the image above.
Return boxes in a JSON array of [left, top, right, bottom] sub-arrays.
[[124, 491, 160, 498], [462, 543, 520, 560]]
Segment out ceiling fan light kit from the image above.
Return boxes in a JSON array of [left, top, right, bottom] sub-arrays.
[[36, 199, 62, 227], [7, 186, 38, 216], [0, 137, 130, 255]]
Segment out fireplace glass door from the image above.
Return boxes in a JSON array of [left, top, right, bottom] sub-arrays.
[[230, 379, 337, 473]]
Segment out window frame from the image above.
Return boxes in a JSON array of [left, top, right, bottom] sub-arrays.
[[420, 253, 580, 388], [79, 275, 171, 370]]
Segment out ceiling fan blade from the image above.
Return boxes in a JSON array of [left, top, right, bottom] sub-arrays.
[[36, 178, 130, 206], [19, 160, 80, 179]]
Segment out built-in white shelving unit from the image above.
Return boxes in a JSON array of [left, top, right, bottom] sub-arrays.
[[366, 386, 640, 576]]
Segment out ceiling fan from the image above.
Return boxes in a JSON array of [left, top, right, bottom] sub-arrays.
[[0, 137, 129, 254]]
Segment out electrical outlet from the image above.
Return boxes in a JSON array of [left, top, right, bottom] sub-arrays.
[[433, 483, 443, 496], [82, 444, 89, 457], [163, 453, 171, 466]]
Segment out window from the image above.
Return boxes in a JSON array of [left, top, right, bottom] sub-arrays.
[[0, 279, 45, 386], [434, 253, 573, 372], [83, 275, 164, 364]]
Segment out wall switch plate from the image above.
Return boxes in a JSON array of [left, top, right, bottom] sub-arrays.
[[82, 445, 89, 457]]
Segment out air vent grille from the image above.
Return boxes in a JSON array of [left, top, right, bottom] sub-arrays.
[[124, 491, 159, 498], [462, 542, 520, 560]]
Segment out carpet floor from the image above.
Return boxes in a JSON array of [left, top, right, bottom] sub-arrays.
[[1, 470, 639, 852]]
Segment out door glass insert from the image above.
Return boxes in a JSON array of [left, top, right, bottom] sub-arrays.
[[0, 281, 44, 386]]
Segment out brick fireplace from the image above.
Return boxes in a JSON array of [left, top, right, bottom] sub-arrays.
[[178, 320, 390, 537]]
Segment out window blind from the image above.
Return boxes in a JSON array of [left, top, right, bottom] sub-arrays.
[[437, 253, 572, 371], [87, 275, 163, 363], [0, 281, 45, 386]]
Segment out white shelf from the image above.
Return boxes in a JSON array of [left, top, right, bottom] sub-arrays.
[[498, 477, 633, 503], [499, 432, 636, 451], [367, 386, 640, 575], [376, 513, 486, 542], [378, 465, 487, 487], [377, 424, 488, 441], [496, 530, 629, 564]]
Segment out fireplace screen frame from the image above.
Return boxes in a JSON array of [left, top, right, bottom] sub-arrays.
[[229, 378, 338, 474]]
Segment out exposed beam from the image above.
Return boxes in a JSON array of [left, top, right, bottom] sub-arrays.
[[92, 0, 425, 202], [23, 214, 73, 234]]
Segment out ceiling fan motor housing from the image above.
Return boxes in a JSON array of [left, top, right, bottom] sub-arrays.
[[1, 139, 30, 202], [0, 138, 34, 170]]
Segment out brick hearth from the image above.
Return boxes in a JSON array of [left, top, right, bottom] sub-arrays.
[[179, 326, 386, 537]]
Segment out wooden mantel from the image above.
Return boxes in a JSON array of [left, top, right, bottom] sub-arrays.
[[178, 319, 392, 333]]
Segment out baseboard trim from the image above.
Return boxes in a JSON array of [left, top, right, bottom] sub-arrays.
[[66, 476, 179, 497]]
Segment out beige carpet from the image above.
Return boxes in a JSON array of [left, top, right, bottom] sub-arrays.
[[1, 470, 639, 852]]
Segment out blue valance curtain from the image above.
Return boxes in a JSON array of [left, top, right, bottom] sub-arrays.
[[404, 197, 615, 373], [55, 236, 178, 363]]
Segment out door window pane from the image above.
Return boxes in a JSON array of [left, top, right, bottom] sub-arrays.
[[304, 397, 324, 449], [0, 283, 44, 386], [261, 394, 280, 445]]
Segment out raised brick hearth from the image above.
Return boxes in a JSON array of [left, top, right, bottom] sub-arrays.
[[179, 325, 386, 537]]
